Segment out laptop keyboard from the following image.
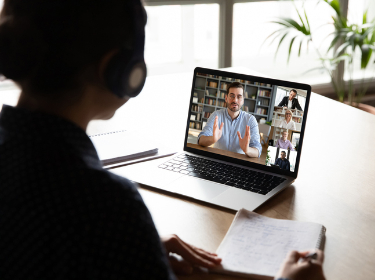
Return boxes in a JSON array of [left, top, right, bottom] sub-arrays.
[[158, 154, 286, 195]]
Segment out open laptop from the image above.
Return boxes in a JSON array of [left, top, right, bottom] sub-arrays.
[[111, 67, 311, 211]]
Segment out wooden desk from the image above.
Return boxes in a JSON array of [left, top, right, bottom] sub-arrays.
[[186, 143, 266, 164], [92, 68, 375, 279], [2, 68, 374, 279], [149, 94, 375, 280]]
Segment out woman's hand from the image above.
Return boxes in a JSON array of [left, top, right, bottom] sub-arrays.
[[275, 250, 325, 280], [161, 234, 222, 275]]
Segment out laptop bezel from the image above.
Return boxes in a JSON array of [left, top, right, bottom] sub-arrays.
[[183, 67, 311, 179]]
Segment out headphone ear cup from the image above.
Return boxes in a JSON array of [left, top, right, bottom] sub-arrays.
[[127, 61, 147, 97], [104, 49, 147, 98]]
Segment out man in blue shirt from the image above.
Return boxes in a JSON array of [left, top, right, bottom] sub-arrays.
[[198, 82, 262, 158], [275, 151, 290, 171]]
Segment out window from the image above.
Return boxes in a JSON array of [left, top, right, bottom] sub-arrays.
[[267, 146, 278, 165], [144, 4, 219, 76], [0, 81, 20, 109], [232, 1, 335, 85], [145, 5, 182, 65], [275, 88, 288, 107], [289, 151, 297, 172], [296, 94, 306, 110], [0, 0, 373, 91]]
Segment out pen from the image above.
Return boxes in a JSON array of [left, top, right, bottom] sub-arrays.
[[303, 252, 317, 260], [299, 251, 317, 263]]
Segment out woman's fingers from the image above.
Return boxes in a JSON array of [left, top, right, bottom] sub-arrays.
[[285, 250, 302, 264], [172, 241, 218, 267], [314, 250, 324, 264], [180, 240, 221, 264], [168, 254, 194, 275], [161, 234, 221, 268]]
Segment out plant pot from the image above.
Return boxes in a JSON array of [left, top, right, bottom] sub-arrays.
[[344, 102, 375, 115]]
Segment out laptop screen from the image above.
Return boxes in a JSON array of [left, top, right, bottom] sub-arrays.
[[184, 67, 311, 178]]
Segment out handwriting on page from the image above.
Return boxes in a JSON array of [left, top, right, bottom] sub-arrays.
[[217, 209, 322, 276]]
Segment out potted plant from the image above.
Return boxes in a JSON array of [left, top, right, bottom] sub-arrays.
[[265, 0, 375, 110], [265, 149, 271, 166]]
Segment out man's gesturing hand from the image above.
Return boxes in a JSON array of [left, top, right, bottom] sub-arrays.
[[237, 125, 251, 154], [161, 234, 222, 275], [212, 116, 224, 143]]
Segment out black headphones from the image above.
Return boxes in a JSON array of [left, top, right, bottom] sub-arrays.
[[104, 0, 147, 98]]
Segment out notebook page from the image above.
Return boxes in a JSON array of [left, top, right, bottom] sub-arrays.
[[215, 208, 323, 277], [90, 131, 158, 162]]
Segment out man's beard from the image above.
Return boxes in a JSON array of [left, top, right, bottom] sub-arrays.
[[228, 103, 240, 112]]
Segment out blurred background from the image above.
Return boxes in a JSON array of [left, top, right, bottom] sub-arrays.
[[1, 0, 375, 106]]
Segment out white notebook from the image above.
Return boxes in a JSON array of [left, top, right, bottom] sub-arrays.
[[89, 130, 158, 165], [212, 208, 326, 279]]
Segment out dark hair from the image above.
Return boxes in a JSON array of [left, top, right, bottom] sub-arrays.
[[281, 151, 286, 154], [226, 82, 244, 95], [290, 89, 297, 95], [0, 0, 136, 95]]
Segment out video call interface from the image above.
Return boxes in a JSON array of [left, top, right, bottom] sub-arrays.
[[186, 72, 308, 173]]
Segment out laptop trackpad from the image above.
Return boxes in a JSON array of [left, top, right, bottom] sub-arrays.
[[168, 176, 229, 201], [110, 159, 182, 193]]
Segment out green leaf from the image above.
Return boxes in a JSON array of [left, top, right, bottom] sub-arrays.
[[298, 40, 303, 57], [363, 9, 368, 24], [270, 20, 295, 29], [279, 18, 304, 33], [325, 0, 341, 17], [335, 41, 350, 55], [295, 7, 307, 33], [304, 9, 311, 33], [268, 31, 287, 47], [324, 0, 344, 27], [370, 26, 375, 43], [345, 31, 358, 51], [327, 33, 342, 53], [263, 28, 287, 47], [275, 32, 288, 59], [325, 0, 348, 28], [346, 31, 355, 40], [288, 36, 297, 63], [361, 44, 373, 68], [361, 23, 375, 29], [331, 54, 350, 64], [360, 26, 375, 41], [332, 16, 337, 26], [339, 16, 348, 29], [319, 55, 348, 69]]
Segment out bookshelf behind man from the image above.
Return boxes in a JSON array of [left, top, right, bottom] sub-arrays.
[[189, 73, 277, 131]]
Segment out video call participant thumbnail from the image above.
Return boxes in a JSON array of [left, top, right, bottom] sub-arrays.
[[279, 109, 296, 130], [275, 131, 295, 151], [278, 89, 303, 111], [275, 151, 290, 171], [198, 82, 262, 158]]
